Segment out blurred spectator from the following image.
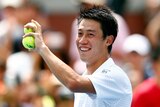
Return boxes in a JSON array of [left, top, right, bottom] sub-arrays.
[[5, 51, 35, 89], [0, 60, 7, 95], [145, 0, 160, 22], [37, 69, 74, 107], [105, 0, 130, 67], [111, 12, 130, 67], [43, 30, 68, 63], [131, 45, 160, 107], [122, 34, 151, 90], [145, 10, 160, 49], [123, 0, 146, 34], [106, 0, 127, 15], [0, 0, 21, 62], [0, 60, 8, 106]]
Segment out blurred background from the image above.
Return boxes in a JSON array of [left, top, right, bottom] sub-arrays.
[[0, 0, 160, 107]]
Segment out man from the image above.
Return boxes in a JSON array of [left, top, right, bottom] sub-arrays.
[[24, 6, 132, 107], [132, 46, 160, 107], [69, 0, 130, 74], [69, 0, 106, 74]]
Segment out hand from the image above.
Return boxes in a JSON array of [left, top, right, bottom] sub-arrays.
[[23, 19, 47, 53]]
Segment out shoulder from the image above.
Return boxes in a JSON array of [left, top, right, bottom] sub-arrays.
[[109, 60, 130, 82], [94, 58, 132, 92], [95, 58, 130, 83]]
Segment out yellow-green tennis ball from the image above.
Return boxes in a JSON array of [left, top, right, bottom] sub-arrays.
[[24, 28, 34, 34], [24, 22, 36, 34], [22, 36, 35, 49], [22, 22, 37, 49]]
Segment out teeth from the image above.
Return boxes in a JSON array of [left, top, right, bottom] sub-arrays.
[[80, 48, 90, 51]]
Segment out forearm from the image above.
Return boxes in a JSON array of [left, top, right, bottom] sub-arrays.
[[39, 45, 80, 88], [24, 20, 93, 92]]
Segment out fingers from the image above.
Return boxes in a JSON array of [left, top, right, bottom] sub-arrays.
[[23, 32, 35, 38], [23, 19, 42, 39], [28, 48, 35, 52], [31, 19, 42, 33], [24, 19, 42, 33], [31, 19, 41, 27], [24, 23, 37, 32]]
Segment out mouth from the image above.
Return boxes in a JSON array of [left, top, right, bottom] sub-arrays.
[[79, 47, 91, 52]]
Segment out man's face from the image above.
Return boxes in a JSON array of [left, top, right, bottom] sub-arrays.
[[76, 19, 108, 65]]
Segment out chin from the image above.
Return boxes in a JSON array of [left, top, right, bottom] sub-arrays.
[[80, 57, 87, 62]]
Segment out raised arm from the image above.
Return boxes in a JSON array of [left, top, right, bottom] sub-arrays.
[[23, 20, 95, 93]]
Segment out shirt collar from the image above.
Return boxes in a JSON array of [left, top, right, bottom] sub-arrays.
[[83, 57, 115, 75]]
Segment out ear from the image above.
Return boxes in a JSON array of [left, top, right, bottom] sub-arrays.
[[105, 35, 114, 46]]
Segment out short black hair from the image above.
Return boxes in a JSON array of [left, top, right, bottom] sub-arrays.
[[77, 6, 118, 53]]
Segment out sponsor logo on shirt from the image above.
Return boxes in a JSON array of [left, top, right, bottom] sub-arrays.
[[102, 69, 111, 74]]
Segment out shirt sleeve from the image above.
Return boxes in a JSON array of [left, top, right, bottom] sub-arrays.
[[85, 70, 127, 101]]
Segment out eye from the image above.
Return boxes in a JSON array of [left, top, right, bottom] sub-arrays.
[[88, 33, 95, 37], [78, 31, 83, 37]]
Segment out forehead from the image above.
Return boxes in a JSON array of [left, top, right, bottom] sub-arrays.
[[78, 19, 101, 31]]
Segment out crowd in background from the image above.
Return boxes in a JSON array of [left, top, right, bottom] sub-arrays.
[[0, 0, 160, 107]]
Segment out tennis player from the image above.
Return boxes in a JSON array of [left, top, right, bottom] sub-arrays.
[[24, 5, 132, 107]]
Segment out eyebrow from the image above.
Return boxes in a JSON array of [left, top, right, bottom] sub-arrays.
[[78, 29, 96, 33]]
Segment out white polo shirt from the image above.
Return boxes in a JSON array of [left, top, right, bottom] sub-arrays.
[[74, 58, 132, 107]]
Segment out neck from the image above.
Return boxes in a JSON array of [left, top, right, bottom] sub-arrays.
[[86, 56, 110, 74]]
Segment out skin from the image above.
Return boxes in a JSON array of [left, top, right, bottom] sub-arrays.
[[23, 19, 113, 94]]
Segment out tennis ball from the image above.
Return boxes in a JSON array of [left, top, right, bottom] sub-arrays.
[[22, 22, 36, 49], [22, 36, 35, 49], [24, 28, 34, 34]]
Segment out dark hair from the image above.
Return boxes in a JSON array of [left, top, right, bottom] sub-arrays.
[[77, 6, 118, 53]]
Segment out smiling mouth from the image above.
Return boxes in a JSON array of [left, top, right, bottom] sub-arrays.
[[79, 47, 91, 52]]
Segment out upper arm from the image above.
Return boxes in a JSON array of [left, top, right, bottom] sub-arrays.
[[68, 75, 96, 94]]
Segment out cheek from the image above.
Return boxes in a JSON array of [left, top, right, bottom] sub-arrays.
[[75, 39, 79, 46], [92, 41, 105, 53]]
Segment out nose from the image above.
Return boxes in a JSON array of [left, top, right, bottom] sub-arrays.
[[78, 35, 88, 44]]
